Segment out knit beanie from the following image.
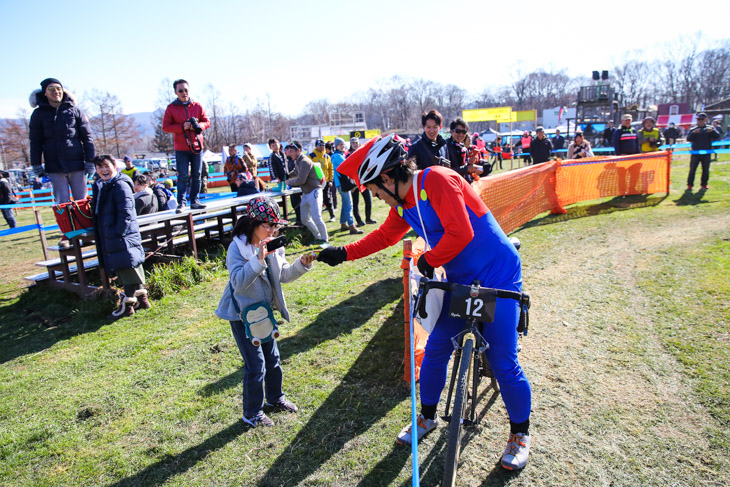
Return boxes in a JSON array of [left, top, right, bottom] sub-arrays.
[[40, 78, 63, 92]]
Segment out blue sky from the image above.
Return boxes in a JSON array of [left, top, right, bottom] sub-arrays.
[[2, 0, 728, 118]]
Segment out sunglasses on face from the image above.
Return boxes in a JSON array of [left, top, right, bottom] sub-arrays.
[[177, 89, 188, 93], [454, 129, 467, 134]]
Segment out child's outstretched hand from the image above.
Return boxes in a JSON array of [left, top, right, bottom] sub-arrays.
[[301, 250, 318, 267]]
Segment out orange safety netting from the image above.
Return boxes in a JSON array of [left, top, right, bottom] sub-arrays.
[[402, 152, 671, 382]]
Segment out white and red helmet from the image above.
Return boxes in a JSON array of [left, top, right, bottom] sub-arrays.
[[337, 134, 408, 189]]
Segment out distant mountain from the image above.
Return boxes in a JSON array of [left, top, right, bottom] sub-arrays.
[[129, 112, 155, 138]]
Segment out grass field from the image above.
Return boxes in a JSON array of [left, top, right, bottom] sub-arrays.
[[0, 155, 728, 486]]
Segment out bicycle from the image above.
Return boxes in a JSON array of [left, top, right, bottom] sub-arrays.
[[413, 277, 530, 487]]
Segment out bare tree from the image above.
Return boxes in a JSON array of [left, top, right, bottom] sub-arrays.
[[87, 91, 141, 158], [0, 109, 31, 165], [151, 78, 174, 155]]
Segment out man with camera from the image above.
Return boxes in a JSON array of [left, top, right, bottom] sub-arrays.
[[637, 116, 664, 153], [163, 79, 210, 211]]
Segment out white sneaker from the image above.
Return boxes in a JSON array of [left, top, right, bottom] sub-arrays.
[[396, 414, 439, 445], [501, 432, 531, 470]]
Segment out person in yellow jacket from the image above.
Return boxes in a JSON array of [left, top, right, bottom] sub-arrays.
[[637, 116, 664, 152], [309, 139, 336, 221]]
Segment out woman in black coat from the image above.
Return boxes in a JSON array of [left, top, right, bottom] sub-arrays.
[[92, 155, 150, 319]]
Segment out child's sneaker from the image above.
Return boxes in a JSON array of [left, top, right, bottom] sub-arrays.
[[242, 412, 274, 428], [396, 414, 439, 445], [501, 432, 531, 470], [266, 398, 298, 413]]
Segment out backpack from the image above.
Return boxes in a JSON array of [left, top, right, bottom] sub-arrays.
[[152, 183, 174, 210]]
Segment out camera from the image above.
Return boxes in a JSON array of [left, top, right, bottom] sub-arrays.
[[187, 117, 202, 135]]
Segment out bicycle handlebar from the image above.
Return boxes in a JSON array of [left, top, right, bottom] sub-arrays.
[[415, 278, 531, 334]]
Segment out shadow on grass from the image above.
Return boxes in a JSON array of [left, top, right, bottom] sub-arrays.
[[258, 303, 410, 486], [0, 286, 113, 364], [519, 194, 667, 231], [674, 188, 710, 206], [200, 277, 403, 398], [105, 421, 247, 487]]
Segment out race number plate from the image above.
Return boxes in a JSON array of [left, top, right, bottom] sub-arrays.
[[449, 287, 496, 323]]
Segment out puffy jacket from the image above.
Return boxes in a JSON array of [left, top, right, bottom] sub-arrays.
[[687, 124, 720, 151], [408, 133, 450, 169], [224, 154, 247, 183], [530, 137, 553, 163], [29, 89, 95, 174], [92, 174, 145, 273], [613, 127, 639, 155], [134, 188, 158, 215], [162, 99, 210, 152], [309, 148, 334, 181]]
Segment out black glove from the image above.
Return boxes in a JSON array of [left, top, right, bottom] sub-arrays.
[[317, 246, 347, 266], [417, 254, 435, 279]]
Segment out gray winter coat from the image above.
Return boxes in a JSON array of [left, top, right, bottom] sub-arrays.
[[215, 236, 310, 323]]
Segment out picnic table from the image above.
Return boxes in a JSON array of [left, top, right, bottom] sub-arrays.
[[24, 189, 301, 297]]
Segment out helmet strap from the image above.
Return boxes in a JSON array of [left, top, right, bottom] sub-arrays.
[[375, 178, 406, 206]]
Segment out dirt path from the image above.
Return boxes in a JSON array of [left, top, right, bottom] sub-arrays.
[[451, 209, 730, 487]]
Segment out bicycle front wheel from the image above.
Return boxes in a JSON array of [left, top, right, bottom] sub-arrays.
[[443, 337, 473, 487]]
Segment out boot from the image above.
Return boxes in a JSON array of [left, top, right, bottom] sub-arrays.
[[134, 289, 152, 310], [110, 293, 137, 319], [340, 223, 348, 231], [349, 225, 363, 235]]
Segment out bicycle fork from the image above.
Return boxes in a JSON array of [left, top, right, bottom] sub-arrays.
[[442, 320, 490, 427]]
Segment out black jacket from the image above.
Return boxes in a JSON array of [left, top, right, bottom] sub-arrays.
[[92, 174, 145, 273], [134, 189, 158, 215], [663, 127, 680, 141], [552, 135, 565, 151], [29, 89, 95, 174], [269, 150, 288, 181], [687, 125, 720, 151], [408, 133, 450, 170], [530, 137, 553, 163]]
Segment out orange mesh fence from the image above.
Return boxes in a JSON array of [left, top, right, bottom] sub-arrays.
[[400, 152, 671, 382], [471, 160, 564, 234], [555, 151, 671, 207]]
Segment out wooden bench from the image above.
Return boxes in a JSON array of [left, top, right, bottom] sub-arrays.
[[26, 189, 300, 297]]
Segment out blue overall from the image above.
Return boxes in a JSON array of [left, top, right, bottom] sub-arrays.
[[402, 168, 531, 423]]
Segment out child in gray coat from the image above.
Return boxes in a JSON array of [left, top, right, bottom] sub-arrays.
[[215, 196, 316, 427]]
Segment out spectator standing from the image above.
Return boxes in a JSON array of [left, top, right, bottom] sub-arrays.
[[91, 155, 150, 319], [331, 137, 362, 235], [132, 174, 158, 215], [162, 79, 210, 212], [686, 112, 720, 191], [325, 141, 338, 211], [529, 127, 552, 164], [663, 123, 680, 145], [637, 116, 664, 153], [490, 136, 504, 170], [268, 138, 289, 192], [407, 110, 451, 169], [566, 132, 594, 159], [29, 77, 95, 246], [121, 156, 140, 180], [612, 114, 639, 155], [603, 121, 616, 147], [310, 139, 336, 221], [224, 145, 248, 192], [0, 171, 18, 228], [214, 196, 315, 427], [552, 129, 565, 152], [285, 141, 329, 244], [520, 131, 532, 164], [349, 137, 377, 226], [446, 118, 487, 183]]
